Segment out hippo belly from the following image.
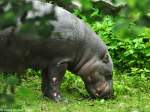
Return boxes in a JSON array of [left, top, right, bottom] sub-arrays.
[[0, 34, 78, 72]]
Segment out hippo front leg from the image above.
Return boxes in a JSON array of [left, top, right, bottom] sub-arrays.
[[41, 62, 67, 102]]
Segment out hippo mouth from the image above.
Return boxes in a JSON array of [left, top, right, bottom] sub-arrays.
[[86, 81, 113, 99]]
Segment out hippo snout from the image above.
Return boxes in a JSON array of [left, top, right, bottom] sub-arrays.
[[97, 81, 113, 99], [87, 80, 113, 99]]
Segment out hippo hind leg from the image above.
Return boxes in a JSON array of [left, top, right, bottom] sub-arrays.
[[41, 61, 67, 102]]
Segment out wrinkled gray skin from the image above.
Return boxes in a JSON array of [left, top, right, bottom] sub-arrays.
[[0, 1, 113, 102]]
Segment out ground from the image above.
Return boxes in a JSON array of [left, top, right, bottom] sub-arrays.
[[0, 71, 149, 112]]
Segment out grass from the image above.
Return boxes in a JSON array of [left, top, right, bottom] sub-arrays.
[[0, 71, 150, 112]]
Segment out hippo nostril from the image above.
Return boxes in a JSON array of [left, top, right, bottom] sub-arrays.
[[95, 82, 113, 99], [96, 82, 107, 92], [95, 93, 99, 97], [99, 88, 113, 99]]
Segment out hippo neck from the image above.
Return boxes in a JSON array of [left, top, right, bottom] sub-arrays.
[[74, 43, 107, 76], [74, 50, 98, 76]]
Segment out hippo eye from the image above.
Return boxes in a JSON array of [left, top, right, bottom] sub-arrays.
[[102, 53, 109, 63], [105, 73, 112, 80]]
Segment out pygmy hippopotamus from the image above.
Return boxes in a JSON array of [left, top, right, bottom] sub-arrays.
[[0, 1, 113, 101]]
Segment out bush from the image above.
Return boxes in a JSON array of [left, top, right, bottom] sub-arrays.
[[85, 14, 150, 75]]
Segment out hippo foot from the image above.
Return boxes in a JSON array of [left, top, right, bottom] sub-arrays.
[[51, 92, 62, 102], [52, 95, 69, 103], [44, 91, 69, 102], [43, 92, 62, 102]]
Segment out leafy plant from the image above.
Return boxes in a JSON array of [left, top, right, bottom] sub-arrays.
[[62, 71, 88, 96]]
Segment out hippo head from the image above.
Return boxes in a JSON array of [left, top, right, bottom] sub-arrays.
[[79, 51, 113, 99]]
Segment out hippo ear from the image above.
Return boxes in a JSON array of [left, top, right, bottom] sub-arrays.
[[0, 26, 16, 37], [0, 27, 16, 45], [102, 53, 109, 63]]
